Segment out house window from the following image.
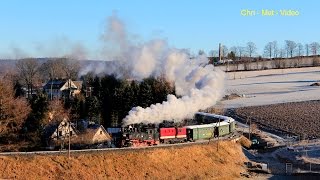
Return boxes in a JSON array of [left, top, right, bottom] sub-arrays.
[[100, 130, 102, 135], [70, 131, 73, 136], [58, 131, 62, 136]]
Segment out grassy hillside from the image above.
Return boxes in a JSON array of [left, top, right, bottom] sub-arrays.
[[0, 140, 247, 180]]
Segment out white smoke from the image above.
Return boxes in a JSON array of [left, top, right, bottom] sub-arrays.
[[79, 13, 225, 125], [123, 57, 225, 126]]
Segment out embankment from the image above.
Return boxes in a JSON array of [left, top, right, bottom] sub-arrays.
[[0, 140, 247, 179]]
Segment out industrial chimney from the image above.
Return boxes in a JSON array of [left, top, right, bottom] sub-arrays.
[[219, 43, 222, 62]]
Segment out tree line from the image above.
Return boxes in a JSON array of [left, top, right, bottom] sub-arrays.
[[206, 40, 320, 60]]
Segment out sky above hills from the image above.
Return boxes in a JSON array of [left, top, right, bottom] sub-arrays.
[[0, 0, 319, 59]]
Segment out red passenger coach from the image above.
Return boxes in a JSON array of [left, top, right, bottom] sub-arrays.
[[159, 127, 187, 144]]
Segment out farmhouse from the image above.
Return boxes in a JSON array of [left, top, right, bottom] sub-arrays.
[[77, 124, 112, 145], [43, 79, 82, 99], [50, 119, 77, 139], [44, 118, 78, 148]]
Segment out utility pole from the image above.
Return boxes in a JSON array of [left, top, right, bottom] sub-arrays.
[[249, 117, 251, 140], [0, 98, 2, 119], [50, 68, 53, 100], [248, 112, 253, 141], [68, 121, 71, 159], [219, 43, 222, 62], [217, 117, 221, 151]]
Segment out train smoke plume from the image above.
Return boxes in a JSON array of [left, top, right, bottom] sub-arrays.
[[122, 58, 225, 126], [82, 13, 225, 125]]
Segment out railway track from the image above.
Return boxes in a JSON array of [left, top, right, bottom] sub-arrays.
[[0, 133, 241, 156]]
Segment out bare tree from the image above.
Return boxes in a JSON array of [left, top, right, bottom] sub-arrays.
[[15, 58, 40, 99], [264, 42, 273, 59], [296, 43, 304, 67], [273, 48, 286, 69], [297, 43, 304, 57], [310, 42, 320, 55], [285, 40, 297, 58], [209, 50, 218, 57], [47, 99, 70, 125], [39, 59, 68, 100], [246, 42, 257, 58], [272, 41, 279, 58], [58, 58, 80, 80], [39, 59, 67, 81], [0, 78, 30, 135], [230, 46, 240, 70], [305, 43, 310, 56], [230, 46, 239, 58], [279, 48, 286, 58], [238, 46, 246, 59], [221, 45, 228, 59], [58, 58, 80, 99]]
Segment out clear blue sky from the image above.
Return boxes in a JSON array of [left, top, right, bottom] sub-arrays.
[[0, 0, 319, 59]]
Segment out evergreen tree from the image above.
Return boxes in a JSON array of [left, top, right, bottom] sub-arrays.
[[25, 93, 49, 132], [138, 80, 153, 108], [85, 96, 101, 124]]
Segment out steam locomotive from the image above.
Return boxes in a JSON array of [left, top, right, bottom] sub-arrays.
[[117, 112, 236, 147]]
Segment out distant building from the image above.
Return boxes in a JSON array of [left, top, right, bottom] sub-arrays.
[[43, 79, 82, 99]]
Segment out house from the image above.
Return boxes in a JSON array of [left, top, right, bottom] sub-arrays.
[[77, 124, 112, 145], [43, 79, 82, 99], [44, 118, 78, 148], [44, 118, 112, 149], [46, 119, 77, 140], [73, 81, 83, 95], [50, 119, 77, 140]]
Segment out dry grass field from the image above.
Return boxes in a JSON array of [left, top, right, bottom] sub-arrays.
[[0, 140, 247, 180]]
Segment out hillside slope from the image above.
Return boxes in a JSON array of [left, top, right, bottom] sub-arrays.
[[0, 140, 247, 180]]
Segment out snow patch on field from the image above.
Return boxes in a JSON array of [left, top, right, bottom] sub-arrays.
[[221, 67, 320, 108]]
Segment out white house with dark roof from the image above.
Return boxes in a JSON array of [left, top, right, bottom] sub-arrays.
[[43, 79, 81, 99]]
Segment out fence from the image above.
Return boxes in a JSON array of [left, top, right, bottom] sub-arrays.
[[263, 162, 320, 175]]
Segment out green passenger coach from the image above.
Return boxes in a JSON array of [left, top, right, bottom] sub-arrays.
[[185, 112, 236, 141]]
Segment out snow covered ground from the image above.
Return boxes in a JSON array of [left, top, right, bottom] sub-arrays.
[[219, 67, 320, 108]]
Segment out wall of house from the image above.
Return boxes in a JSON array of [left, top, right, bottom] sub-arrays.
[[51, 121, 76, 140], [92, 128, 111, 143], [46, 89, 62, 99]]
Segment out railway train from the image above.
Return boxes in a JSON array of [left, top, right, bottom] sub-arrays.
[[117, 112, 236, 147]]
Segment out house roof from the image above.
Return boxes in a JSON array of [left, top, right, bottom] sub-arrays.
[[43, 123, 58, 138], [73, 81, 83, 89], [80, 125, 111, 143], [43, 79, 80, 90], [43, 79, 68, 90]]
